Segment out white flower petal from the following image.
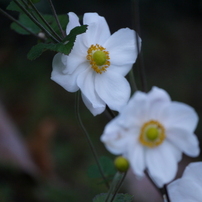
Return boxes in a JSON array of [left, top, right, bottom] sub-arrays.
[[169, 177, 202, 202], [77, 68, 105, 112], [101, 120, 133, 154], [51, 53, 80, 92], [107, 64, 134, 77], [66, 12, 81, 35], [116, 91, 148, 128], [166, 127, 199, 157], [127, 141, 146, 177], [162, 101, 198, 133], [146, 141, 180, 187], [83, 13, 111, 45], [146, 86, 171, 120], [95, 71, 131, 112], [65, 41, 87, 74], [183, 162, 202, 183], [104, 28, 141, 67], [168, 162, 202, 202], [81, 93, 105, 116]]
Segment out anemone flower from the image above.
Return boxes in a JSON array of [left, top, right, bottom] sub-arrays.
[[101, 87, 199, 187], [52, 12, 141, 116]]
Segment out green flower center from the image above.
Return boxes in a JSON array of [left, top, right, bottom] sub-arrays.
[[146, 127, 159, 141], [86, 44, 110, 74], [93, 51, 106, 66], [139, 120, 166, 148]]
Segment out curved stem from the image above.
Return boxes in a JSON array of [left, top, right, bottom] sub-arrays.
[[75, 92, 109, 188]]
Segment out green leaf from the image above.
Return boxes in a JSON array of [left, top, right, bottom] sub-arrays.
[[10, 13, 40, 35], [63, 25, 87, 41], [87, 156, 116, 180], [27, 25, 87, 60], [6, 1, 23, 12], [93, 193, 133, 202]]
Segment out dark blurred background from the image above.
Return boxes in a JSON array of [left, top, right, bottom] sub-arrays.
[[0, 0, 202, 201]]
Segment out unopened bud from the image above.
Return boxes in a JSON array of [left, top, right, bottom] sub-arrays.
[[114, 156, 129, 172]]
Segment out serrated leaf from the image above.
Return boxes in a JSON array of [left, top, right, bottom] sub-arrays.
[[10, 13, 40, 35], [63, 25, 87, 41], [87, 156, 116, 180], [93, 193, 133, 202]]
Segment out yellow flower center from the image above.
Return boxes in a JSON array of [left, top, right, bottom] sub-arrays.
[[86, 44, 110, 74], [139, 120, 166, 148]]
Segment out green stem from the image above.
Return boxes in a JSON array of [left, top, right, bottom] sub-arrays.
[[47, 0, 65, 38], [145, 170, 169, 201], [0, 8, 43, 40], [105, 172, 126, 202], [75, 92, 109, 189], [131, 0, 147, 92], [110, 172, 127, 202], [129, 68, 138, 93], [26, 0, 63, 41], [106, 105, 116, 119], [13, 0, 60, 43]]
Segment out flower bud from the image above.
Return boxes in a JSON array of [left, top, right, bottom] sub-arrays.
[[114, 156, 129, 172]]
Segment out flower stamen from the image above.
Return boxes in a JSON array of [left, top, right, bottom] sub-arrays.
[[139, 120, 166, 148], [86, 44, 110, 74]]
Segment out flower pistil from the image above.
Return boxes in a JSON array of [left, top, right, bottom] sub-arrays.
[[86, 44, 110, 74], [139, 120, 166, 148]]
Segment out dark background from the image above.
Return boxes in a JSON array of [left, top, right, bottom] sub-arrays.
[[0, 0, 202, 201]]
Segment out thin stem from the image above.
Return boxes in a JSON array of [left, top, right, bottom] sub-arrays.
[[0, 8, 43, 40], [75, 92, 109, 188], [163, 185, 171, 202], [26, 0, 63, 41], [145, 171, 165, 198], [131, 0, 147, 92], [106, 105, 116, 119], [48, 0, 65, 38], [105, 172, 121, 202], [13, 0, 60, 43], [110, 172, 127, 202], [129, 68, 138, 93]]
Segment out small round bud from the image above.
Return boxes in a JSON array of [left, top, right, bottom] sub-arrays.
[[114, 156, 129, 172]]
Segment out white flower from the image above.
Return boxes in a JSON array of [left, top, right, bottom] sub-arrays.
[[167, 162, 202, 202], [101, 86, 200, 187], [51, 12, 141, 116]]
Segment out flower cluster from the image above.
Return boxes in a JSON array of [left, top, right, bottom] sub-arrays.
[[52, 11, 200, 199]]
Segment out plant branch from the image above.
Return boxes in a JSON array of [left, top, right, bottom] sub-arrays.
[[75, 92, 109, 189], [110, 172, 127, 202], [0, 8, 44, 40], [47, 0, 65, 38], [13, 0, 60, 43], [131, 0, 147, 92], [26, 0, 63, 41]]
